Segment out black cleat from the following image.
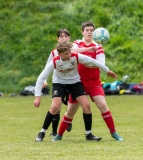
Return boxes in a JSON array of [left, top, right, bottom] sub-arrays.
[[35, 132, 45, 142], [86, 133, 102, 141], [67, 123, 72, 132], [49, 132, 57, 137]]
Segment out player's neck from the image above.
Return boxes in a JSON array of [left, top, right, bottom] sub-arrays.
[[83, 38, 92, 46]]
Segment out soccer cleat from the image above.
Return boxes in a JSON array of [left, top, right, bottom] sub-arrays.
[[86, 133, 102, 141], [52, 134, 62, 142], [35, 132, 45, 142], [66, 123, 72, 132], [111, 132, 123, 141], [49, 132, 57, 137]]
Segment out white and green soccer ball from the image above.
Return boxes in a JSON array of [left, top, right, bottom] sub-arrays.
[[93, 27, 110, 44]]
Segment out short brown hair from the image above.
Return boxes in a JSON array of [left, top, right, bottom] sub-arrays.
[[57, 29, 70, 38], [56, 41, 73, 53], [81, 22, 95, 31]]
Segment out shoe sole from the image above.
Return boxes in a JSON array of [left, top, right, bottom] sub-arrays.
[[51, 139, 62, 142], [35, 140, 43, 142], [86, 137, 102, 141], [112, 136, 123, 141], [35, 138, 43, 142]]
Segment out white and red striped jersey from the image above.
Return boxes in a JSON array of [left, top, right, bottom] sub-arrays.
[[73, 39, 105, 87], [45, 49, 58, 65], [35, 52, 109, 96]]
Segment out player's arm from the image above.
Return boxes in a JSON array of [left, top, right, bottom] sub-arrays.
[[78, 53, 117, 78], [84, 44, 105, 68], [34, 61, 54, 108], [45, 52, 54, 66], [84, 53, 105, 68], [97, 54, 117, 78], [42, 52, 54, 88], [78, 53, 109, 72], [72, 46, 97, 53], [72, 42, 97, 53]]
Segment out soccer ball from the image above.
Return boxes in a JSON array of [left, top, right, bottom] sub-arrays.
[[93, 27, 110, 44]]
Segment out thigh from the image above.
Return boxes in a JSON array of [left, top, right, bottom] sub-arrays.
[[76, 95, 91, 114], [65, 103, 80, 119], [69, 82, 86, 100], [52, 83, 66, 98], [92, 95, 109, 113], [49, 97, 63, 114], [68, 94, 78, 104], [84, 85, 105, 102]]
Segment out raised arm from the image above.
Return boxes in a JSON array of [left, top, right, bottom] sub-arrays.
[[72, 46, 97, 53], [78, 53, 117, 78]]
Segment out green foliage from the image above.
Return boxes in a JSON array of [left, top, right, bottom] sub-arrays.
[[0, 0, 143, 93]]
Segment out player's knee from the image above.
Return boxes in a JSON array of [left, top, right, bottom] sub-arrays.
[[82, 103, 91, 113], [50, 105, 60, 114], [97, 102, 109, 112]]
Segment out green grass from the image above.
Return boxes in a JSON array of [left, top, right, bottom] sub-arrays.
[[0, 95, 143, 160]]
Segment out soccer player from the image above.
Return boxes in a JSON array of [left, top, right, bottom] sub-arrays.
[[34, 41, 117, 142], [44, 29, 72, 137], [53, 22, 123, 142], [35, 29, 97, 142]]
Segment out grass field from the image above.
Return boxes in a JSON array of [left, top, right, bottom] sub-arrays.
[[0, 95, 143, 160]]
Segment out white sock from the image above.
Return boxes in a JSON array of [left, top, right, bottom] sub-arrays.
[[40, 128, 46, 133], [86, 130, 91, 135]]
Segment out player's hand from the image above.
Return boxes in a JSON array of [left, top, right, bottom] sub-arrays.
[[88, 46, 97, 52], [107, 71, 117, 78], [34, 96, 41, 108], [42, 81, 47, 88]]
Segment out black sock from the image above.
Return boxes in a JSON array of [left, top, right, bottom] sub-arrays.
[[52, 111, 60, 133], [42, 111, 54, 130], [83, 113, 92, 131]]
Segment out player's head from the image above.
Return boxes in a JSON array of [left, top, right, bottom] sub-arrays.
[[56, 41, 73, 61], [57, 29, 71, 43], [81, 22, 95, 31], [81, 22, 95, 41]]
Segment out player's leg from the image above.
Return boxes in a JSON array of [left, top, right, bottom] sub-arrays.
[[35, 97, 62, 142], [52, 102, 79, 141], [89, 86, 122, 140], [76, 95, 102, 141], [52, 82, 101, 142], [85, 85, 123, 140], [62, 89, 73, 132], [50, 110, 61, 137], [35, 83, 64, 142], [92, 95, 123, 141]]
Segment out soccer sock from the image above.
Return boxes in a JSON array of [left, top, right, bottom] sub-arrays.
[[83, 113, 92, 135], [40, 128, 46, 133], [102, 110, 116, 134], [58, 115, 73, 136], [42, 111, 54, 130], [52, 111, 60, 133]]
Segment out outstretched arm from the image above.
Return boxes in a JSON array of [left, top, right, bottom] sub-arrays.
[[78, 53, 109, 73], [107, 71, 117, 78], [72, 46, 97, 53]]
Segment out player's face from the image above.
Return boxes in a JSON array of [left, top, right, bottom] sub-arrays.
[[82, 26, 94, 41], [57, 33, 70, 43], [59, 50, 71, 61]]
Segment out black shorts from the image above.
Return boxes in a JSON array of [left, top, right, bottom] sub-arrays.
[[52, 82, 86, 101]]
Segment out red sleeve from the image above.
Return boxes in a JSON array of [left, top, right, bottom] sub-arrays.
[[53, 56, 60, 68], [71, 52, 79, 64], [96, 45, 104, 55]]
